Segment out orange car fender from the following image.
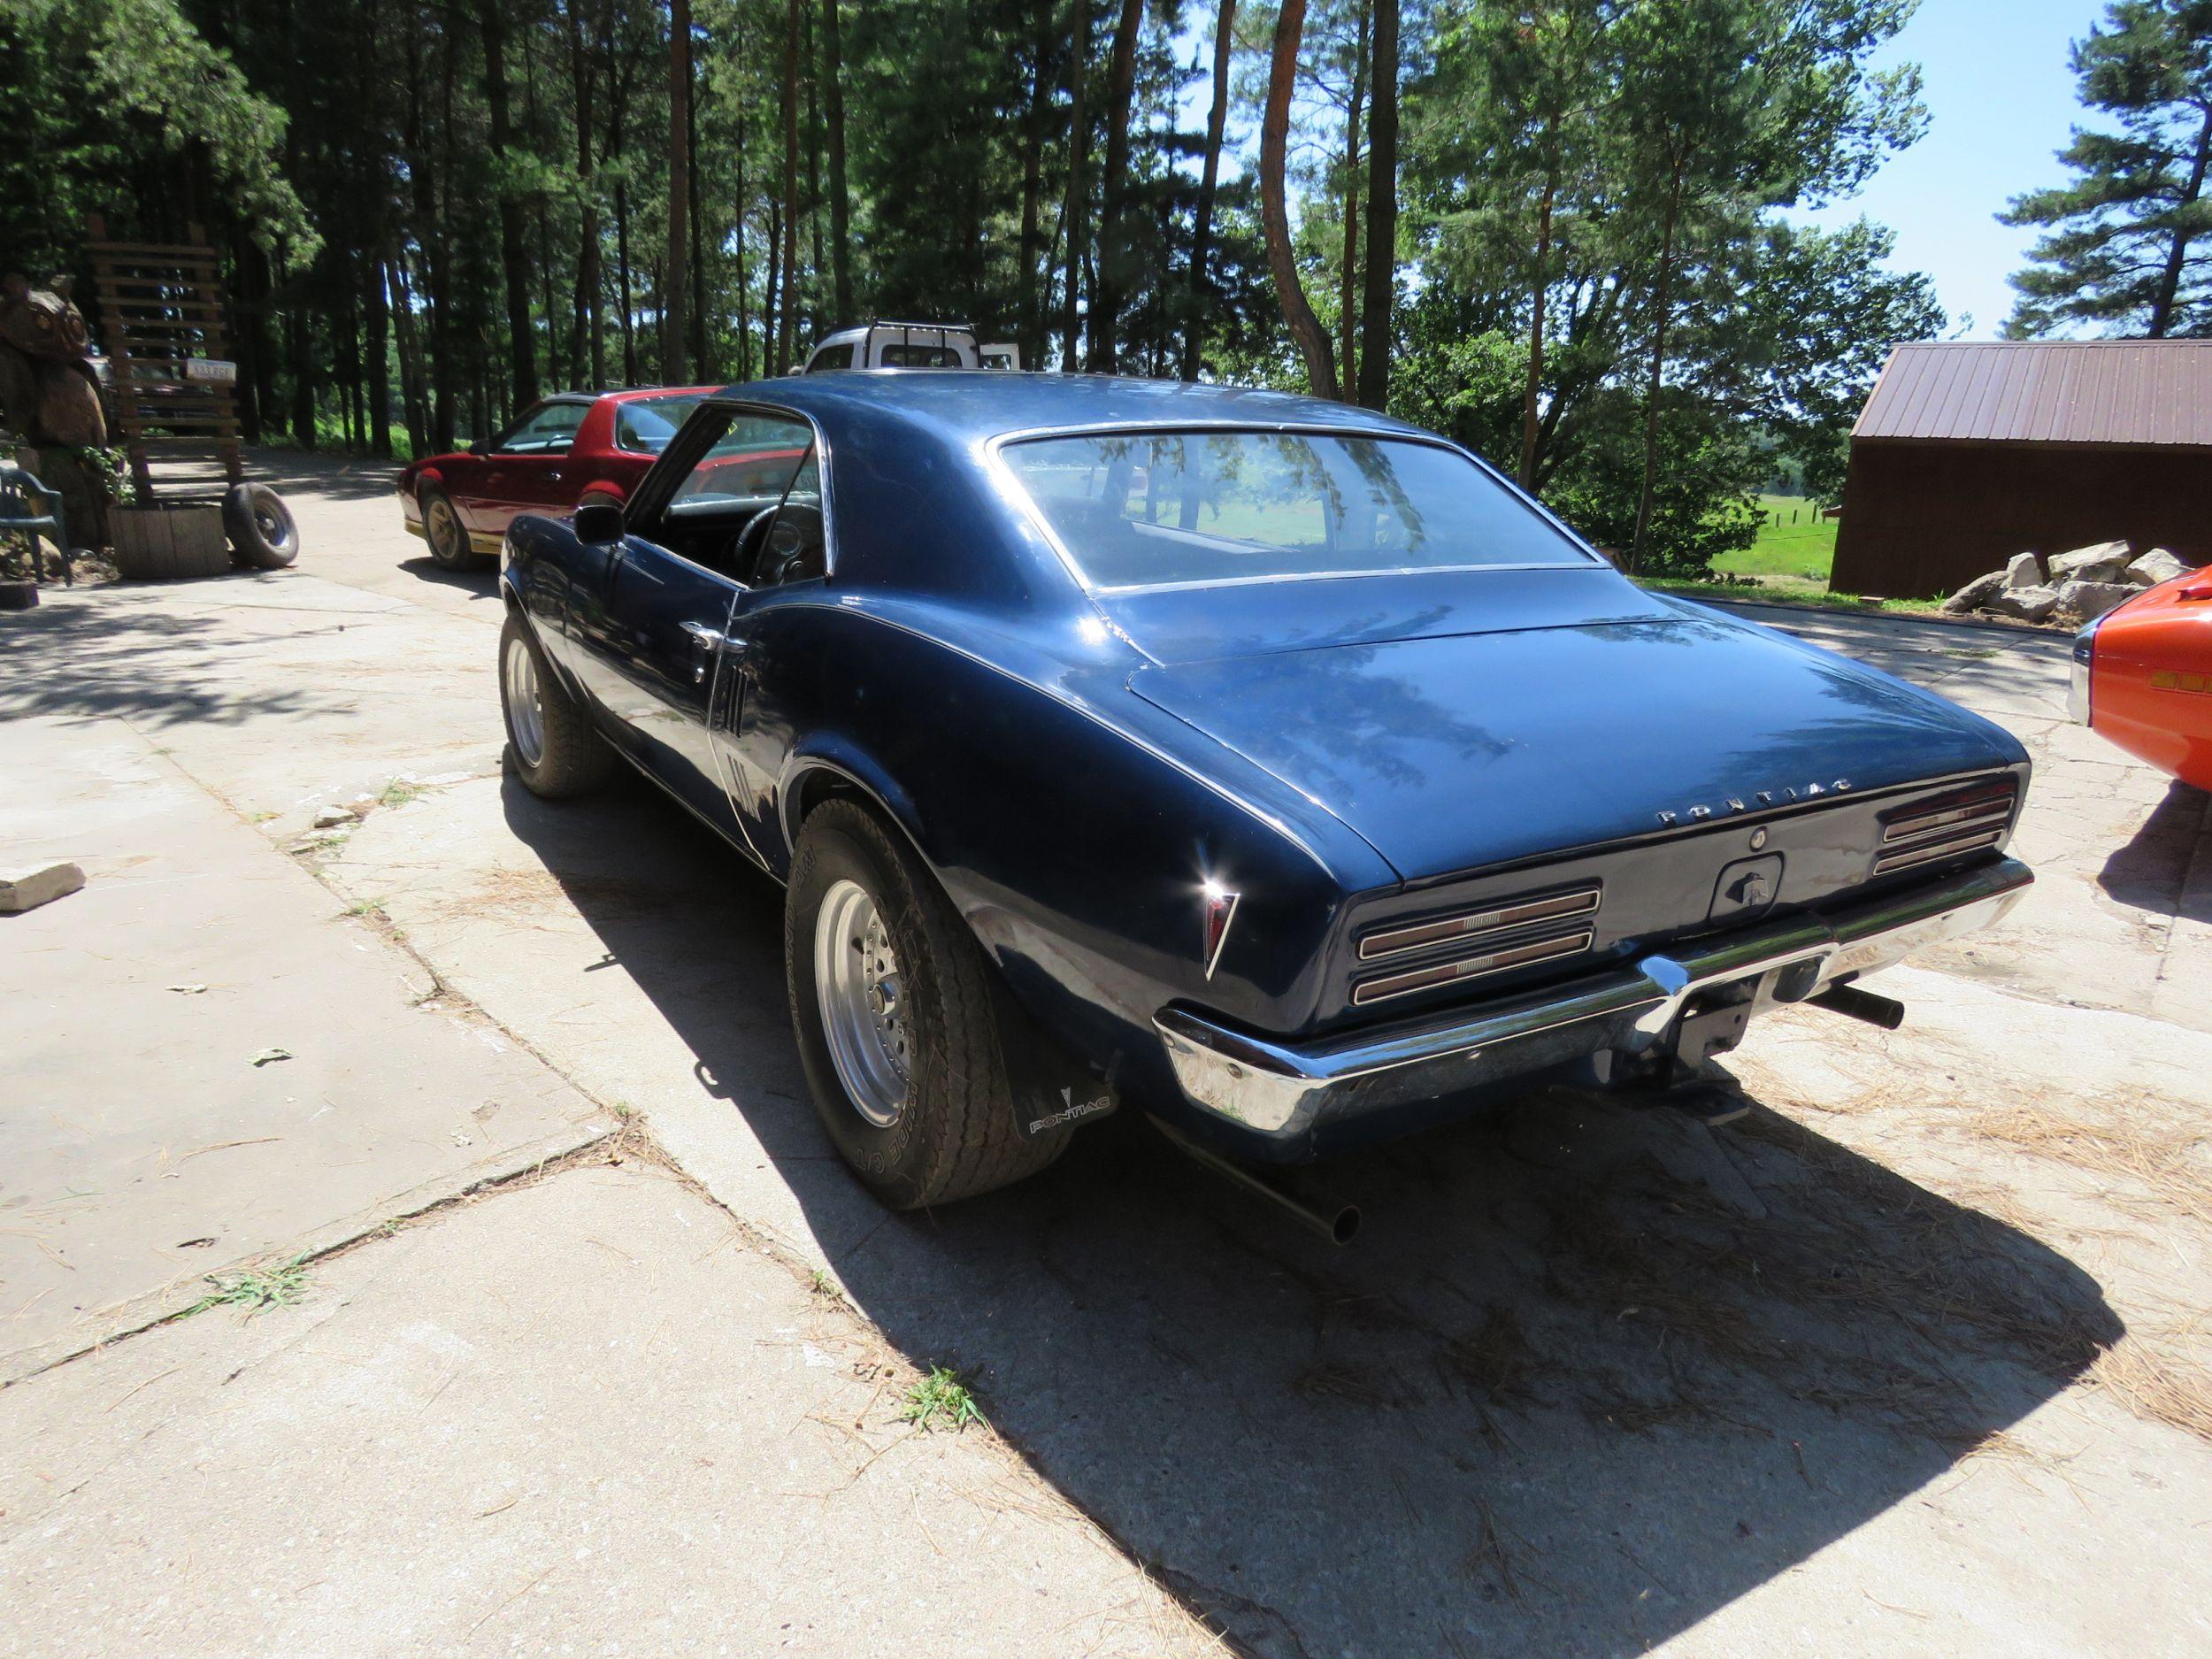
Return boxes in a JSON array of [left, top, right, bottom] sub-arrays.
[[2089, 568, 2212, 791]]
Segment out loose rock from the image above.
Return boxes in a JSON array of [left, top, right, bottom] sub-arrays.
[[2047, 541, 2132, 583], [2053, 580, 2137, 622], [312, 806, 358, 829], [2126, 548, 2192, 588], [2003, 551, 2046, 588], [1985, 583, 2062, 623], [1943, 571, 2008, 614], [0, 861, 86, 913]]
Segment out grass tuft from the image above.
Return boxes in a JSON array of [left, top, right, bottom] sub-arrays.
[[900, 1365, 985, 1432], [188, 1256, 311, 1317]]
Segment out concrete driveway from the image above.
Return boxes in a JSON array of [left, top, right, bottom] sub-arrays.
[[4, 451, 2208, 1658]]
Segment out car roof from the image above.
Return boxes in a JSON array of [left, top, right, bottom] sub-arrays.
[[598, 384, 722, 404], [702, 373, 1429, 449]]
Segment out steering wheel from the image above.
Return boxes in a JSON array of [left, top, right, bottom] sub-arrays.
[[754, 504, 826, 586], [729, 506, 779, 580]]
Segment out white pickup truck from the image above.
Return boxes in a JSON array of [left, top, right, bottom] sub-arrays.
[[800, 320, 1020, 373]]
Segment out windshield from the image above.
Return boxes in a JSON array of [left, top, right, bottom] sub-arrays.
[[999, 430, 1595, 591], [615, 393, 710, 453]]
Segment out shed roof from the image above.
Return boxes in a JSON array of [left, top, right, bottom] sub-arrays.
[[1853, 340, 2212, 449]]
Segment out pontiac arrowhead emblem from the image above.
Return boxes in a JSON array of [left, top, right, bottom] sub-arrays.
[[1201, 883, 1240, 980]]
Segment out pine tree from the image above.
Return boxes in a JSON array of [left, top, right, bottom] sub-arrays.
[[2003, 2, 2212, 338]]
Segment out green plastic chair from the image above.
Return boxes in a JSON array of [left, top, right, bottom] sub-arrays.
[[0, 462, 75, 586]]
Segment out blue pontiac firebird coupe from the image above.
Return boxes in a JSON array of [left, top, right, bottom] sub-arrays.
[[497, 373, 2032, 1216]]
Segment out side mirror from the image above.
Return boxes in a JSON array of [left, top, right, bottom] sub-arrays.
[[786, 364, 805, 376], [574, 501, 625, 545]]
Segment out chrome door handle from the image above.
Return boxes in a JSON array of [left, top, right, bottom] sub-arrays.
[[679, 620, 724, 683]]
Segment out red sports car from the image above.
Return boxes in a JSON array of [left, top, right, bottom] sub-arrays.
[[397, 386, 718, 570], [2072, 559, 2212, 792]]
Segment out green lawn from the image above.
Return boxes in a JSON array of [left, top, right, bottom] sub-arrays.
[[1712, 495, 1839, 584]]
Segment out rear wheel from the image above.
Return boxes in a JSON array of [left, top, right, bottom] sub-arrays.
[[786, 800, 1067, 1209], [499, 613, 616, 797], [420, 486, 481, 571]]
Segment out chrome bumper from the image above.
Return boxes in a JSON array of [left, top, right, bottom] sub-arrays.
[[1154, 856, 2033, 1141]]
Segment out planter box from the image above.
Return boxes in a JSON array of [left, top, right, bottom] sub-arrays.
[[110, 503, 231, 580]]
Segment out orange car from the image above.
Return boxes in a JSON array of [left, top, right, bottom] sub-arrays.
[[2072, 562, 2212, 790]]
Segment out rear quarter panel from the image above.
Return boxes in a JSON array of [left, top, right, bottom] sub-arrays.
[[736, 595, 1394, 1099]]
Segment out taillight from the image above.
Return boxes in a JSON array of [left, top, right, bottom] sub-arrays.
[[1872, 780, 2018, 876], [1350, 882, 1601, 1006]]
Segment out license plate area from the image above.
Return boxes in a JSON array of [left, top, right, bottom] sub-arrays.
[[1671, 979, 1758, 1070]]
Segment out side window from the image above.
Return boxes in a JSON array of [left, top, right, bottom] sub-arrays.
[[657, 406, 820, 580], [754, 451, 826, 587], [809, 342, 855, 371], [615, 394, 706, 453], [497, 402, 587, 455]]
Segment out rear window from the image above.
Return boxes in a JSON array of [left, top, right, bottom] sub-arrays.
[[616, 393, 709, 453], [879, 343, 964, 368], [999, 429, 1595, 591]]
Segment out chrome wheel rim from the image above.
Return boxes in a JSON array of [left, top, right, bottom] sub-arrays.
[[813, 879, 910, 1128], [503, 634, 545, 766], [427, 497, 458, 560]]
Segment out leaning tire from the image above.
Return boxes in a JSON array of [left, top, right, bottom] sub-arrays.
[[499, 611, 617, 798], [222, 482, 300, 569], [786, 799, 1067, 1209], [419, 485, 481, 571]]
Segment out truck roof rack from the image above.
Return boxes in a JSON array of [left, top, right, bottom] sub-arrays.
[[855, 318, 977, 334]]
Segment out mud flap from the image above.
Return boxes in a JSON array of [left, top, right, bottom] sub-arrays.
[[985, 976, 1119, 1141]]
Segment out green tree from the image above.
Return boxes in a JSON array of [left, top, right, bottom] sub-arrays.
[[2002, 0, 2212, 337], [1614, 0, 1924, 570]]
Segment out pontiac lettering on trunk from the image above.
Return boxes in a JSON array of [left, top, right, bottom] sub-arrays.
[[1656, 780, 1852, 826]]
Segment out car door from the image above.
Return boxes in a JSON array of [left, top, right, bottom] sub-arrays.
[[588, 538, 746, 835], [580, 407, 821, 847], [473, 401, 589, 539], [720, 446, 830, 861]]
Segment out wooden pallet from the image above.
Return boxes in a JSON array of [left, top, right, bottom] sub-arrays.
[[84, 214, 243, 502]]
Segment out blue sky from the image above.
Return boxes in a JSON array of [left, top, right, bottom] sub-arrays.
[[1788, 0, 2108, 336]]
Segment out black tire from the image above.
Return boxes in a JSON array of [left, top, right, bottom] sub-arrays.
[[499, 611, 618, 798], [786, 799, 1067, 1209], [419, 484, 483, 571], [223, 482, 300, 569]]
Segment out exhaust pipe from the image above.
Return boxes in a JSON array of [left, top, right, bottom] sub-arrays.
[[1149, 1117, 1361, 1246], [1809, 983, 1905, 1031]]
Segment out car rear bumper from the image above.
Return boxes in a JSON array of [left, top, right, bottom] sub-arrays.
[[1153, 856, 2033, 1142]]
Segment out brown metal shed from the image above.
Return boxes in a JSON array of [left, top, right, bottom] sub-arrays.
[[1829, 340, 2212, 599]]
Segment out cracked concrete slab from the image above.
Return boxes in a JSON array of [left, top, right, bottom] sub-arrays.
[[0, 712, 608, 1378], [0, 1162, 1216, 1659]]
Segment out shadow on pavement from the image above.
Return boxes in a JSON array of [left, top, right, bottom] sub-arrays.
[[0, 590, 337, 728], [234, 446, 404, 502], [502, 775, 2120, 1659], [395, 554, 502, 602], [2100, 779, 2212, 924]]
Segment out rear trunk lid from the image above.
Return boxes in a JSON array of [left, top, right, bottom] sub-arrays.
[[1126, 603, 2024, 884]]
